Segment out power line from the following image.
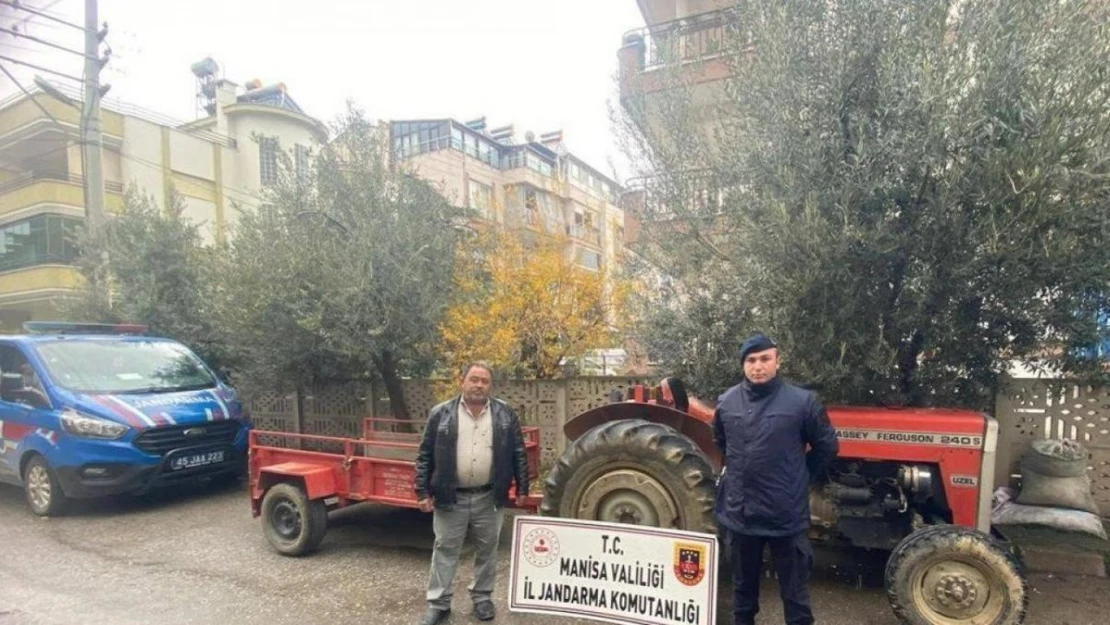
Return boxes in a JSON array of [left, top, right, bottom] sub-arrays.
[[0, 53, 81, 81], [0, 0, 84, 32], [0, 25, 94, 59]]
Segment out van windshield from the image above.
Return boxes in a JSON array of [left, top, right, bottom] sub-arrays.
[[33, 339, 217, 395]]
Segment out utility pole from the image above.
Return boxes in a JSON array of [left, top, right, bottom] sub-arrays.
[[82, 0, 108, 233]]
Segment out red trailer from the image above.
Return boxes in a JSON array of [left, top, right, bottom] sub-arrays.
[[248, 417, 542, 556]]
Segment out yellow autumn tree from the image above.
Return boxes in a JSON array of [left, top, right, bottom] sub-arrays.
[[440, 228, 625, 379]]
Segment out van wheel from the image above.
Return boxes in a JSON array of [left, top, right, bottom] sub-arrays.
[[261, 482, 328, 556], [23, 455, 69, 517]]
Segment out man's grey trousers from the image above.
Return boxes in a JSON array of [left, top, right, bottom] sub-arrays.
[[426, 490, 504, 610]]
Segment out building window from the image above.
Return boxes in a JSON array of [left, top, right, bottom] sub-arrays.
[[575, 247, 601, 271], [391, 121, 451, 159], [523, 188, 540, 226], [0, 214, 81, 272], [259, 136, 279, 185], [525, 152, 553, 177], [259, 203, 278, 225], [295, 144, 310, 180], [468, 179, 493, 218], [569, 210, 600, 244]]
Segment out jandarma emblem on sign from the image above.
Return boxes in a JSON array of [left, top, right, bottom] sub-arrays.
[[523, 528, 560, 567], [673, 542, 706, 586]]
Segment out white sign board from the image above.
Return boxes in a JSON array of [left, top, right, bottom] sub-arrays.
[[508, 516, 718, 625]]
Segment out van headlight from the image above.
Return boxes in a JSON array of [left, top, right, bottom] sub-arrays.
[[60, 409, 129, 440]]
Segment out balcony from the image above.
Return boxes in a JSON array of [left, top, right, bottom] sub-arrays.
[[0, 264, 82, 301], [618, 9, 744, 105], [0, 93, 124, 146], [566, 223, 602, 247], [0, 171, 124, 220]]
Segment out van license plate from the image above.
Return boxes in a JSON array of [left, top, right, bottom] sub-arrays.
[[170, 450, 225, 471]]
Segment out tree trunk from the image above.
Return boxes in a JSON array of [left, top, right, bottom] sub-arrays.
[[897, 329, 925, 405], [375, 350, 411, 424]]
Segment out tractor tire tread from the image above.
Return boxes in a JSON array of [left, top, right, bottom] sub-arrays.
[[885, 524, 1028, 625], [540, 419, 718, 536]]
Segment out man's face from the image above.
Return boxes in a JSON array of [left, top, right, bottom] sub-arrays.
[[743, 348, 779, 384], [461, 366, 492, 404]]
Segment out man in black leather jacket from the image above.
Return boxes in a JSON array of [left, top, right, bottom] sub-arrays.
[[414, 361, 529, 625]]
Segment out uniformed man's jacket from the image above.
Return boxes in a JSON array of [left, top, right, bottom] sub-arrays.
[[712, 377, 839, 536]]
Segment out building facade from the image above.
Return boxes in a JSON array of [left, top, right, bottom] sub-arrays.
[[389, 118, 627, 278], [0, 58, 325, 332]]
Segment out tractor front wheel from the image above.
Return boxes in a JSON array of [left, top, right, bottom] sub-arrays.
[[885, 525, 1027, 625], [540, 419, 717, 535]]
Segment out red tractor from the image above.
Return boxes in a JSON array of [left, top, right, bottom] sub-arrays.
[[539, 381, 1027, 625]]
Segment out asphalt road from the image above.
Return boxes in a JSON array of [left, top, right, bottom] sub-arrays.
[[0, 480, 1105, 625]]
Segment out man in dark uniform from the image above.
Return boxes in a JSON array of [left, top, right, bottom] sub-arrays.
[[712, 334, 839, 625]]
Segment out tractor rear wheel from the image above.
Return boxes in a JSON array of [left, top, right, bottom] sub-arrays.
[[540, 419, 717, 535], [885, 525, 1027, 625]]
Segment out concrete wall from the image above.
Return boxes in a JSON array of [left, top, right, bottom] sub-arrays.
[[169, 132, 215, 180], [179, 196, 218, 245], [219, 107, 321, 236], [119, 117, 167, 208], [404, 149, 504, 217]]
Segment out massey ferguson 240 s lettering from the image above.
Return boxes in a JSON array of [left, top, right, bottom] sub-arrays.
[[835, 429, 983, 448]]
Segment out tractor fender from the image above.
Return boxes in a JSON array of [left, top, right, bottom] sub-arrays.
[[564, 402, 723, 471]]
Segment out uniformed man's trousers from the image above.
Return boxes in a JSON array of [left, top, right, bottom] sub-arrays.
[[728, 530, 815, 625]]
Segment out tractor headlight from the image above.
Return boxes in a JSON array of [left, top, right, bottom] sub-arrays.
[[60, 409, 129, 440]]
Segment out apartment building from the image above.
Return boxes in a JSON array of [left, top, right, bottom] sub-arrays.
[[0, 58, 325, 331], [615, 0, 741, 245], [390, 118, 627, 277], [619, 1, 736, 155]]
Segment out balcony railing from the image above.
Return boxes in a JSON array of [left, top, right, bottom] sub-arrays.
[[0, 250, 78, 273], [0, 170, 124, 196], [623, 169, 742, 221], [623, 9, 743, 72], [566, 223, 602, 246]]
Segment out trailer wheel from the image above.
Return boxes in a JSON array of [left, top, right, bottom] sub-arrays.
[[540, 419, 717, 535], [261, 482, 328, 556], [885, 525, 1027, 625]]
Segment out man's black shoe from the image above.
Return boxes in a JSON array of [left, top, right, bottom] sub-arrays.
[[474, 600, 495, 621], [420, 607, 450, 625]]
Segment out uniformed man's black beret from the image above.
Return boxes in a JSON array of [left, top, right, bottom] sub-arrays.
[[739, 333, 777, 360]]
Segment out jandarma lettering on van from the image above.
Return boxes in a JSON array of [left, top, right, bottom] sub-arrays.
[[118, 395, 215, 410], [835, 429, 982, 448]]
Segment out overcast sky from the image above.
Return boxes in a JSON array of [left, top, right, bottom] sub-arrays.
[[1, 0, 646, 182]]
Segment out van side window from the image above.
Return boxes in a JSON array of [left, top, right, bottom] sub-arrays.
[[0, 344, 50, 409]]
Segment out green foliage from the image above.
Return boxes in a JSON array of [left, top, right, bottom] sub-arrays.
[[64, 187, 231, 372], [216, 105, 467, 416], [623, 0, 1110, 408]]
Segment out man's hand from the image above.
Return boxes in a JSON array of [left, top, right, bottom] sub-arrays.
[[515, 494, 528, 508], [418, 497, 434, 513]]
